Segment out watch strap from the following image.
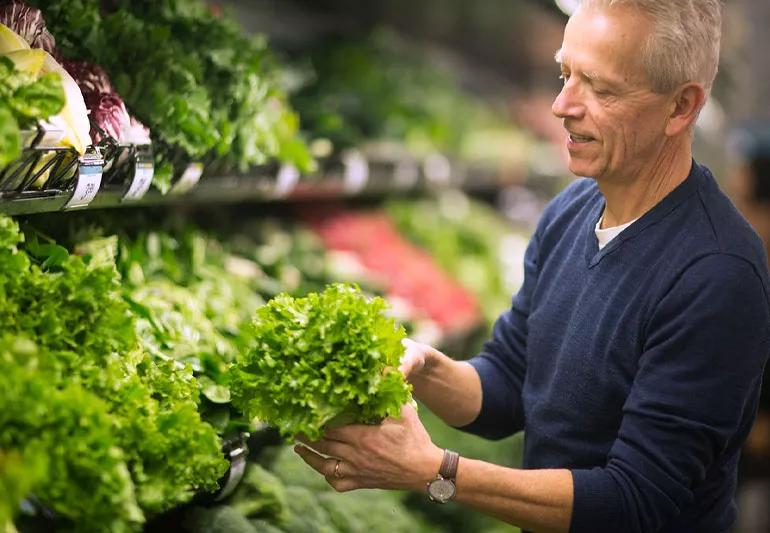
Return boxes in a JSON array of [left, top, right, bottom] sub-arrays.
[[438, 449, 459, 480]]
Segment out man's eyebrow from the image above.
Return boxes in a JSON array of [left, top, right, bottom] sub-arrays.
[[554, 48, 563, 63]]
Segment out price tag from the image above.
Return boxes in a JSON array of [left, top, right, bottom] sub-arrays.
[[65, 156, 103, 209], [394, 158, 420, 189], [171, 163, 203, 195], [123, 153, 155, 201], [273, 164, 300, 198], [343, 151, 369, 194], [423, 152, 452, 185]]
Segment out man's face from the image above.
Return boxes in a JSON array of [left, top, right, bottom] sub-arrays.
[[552, 5, 673, 182]]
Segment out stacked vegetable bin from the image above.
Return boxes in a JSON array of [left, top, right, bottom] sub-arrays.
[[1, 1, 536, 532]]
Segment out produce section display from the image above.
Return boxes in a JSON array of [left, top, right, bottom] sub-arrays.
[[0, 216, 227, 531], [1, 205, 528, 532], [0, 1, 539, 531], [25, 0, 314, 186], [0, 0, 542, 216]]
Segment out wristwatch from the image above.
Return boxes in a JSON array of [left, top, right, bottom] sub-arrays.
[[427, 449, 459, 503]]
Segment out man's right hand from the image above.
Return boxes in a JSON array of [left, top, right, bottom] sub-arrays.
[[399, 338, 432, 381], [396, 338, 483, 428]]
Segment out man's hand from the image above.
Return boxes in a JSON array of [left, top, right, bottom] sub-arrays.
[[398, 338, 437, 380], [294, 403, 443, 493]]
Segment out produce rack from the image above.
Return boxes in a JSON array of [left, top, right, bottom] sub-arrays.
[[0, 133, 509, 216]]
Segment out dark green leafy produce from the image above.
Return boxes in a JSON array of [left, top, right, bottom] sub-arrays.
[[30, 0, 314, 186], [290, 29, 493, 158], [249, 519, 285, 533], [279, 486, 335, 533], [318, 490, 434, 533], [183, 505, 257, 533], [226, 464, 287, 522], [232, 283, 411, 440]]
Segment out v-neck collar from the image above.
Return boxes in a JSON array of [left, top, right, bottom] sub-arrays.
[[584, 159, 701, 268]]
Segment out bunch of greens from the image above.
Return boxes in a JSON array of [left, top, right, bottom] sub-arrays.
[[0, 445, 46, 530], [232, 283, 411, 440], [0, 215, 227, 529], [289, 29, 495, 158], [117, 228, 266, 432], [181, 446, 434, 533], [29, 0, 314, 190], [0, 54, 64, 167]]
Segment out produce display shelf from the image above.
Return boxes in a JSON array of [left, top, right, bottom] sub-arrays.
[[0, 145, 498, 216]]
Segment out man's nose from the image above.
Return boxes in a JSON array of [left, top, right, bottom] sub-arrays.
[[552, 81, 584, 120]]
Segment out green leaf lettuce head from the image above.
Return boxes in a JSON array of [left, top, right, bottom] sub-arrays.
[[0, 216, 227, 528], [232, 283, 411, 440]]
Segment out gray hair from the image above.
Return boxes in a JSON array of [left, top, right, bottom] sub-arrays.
[[578, 0, 722, 96]]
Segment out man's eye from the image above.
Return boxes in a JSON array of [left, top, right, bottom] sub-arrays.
[[559, 74, 570, 83]]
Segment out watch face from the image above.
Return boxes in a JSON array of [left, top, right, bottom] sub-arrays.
[[428, 478, 456, 503]]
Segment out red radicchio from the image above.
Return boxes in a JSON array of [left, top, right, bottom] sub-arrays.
[[84, 91, 131, 145], [0, 1, 55, 53], [61, 59, 114, 95]]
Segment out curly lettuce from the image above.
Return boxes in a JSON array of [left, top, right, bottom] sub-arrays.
[[232, 283, 411, 440]]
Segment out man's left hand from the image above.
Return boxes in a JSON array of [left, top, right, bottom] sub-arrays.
[[294, 403, 444, 493]]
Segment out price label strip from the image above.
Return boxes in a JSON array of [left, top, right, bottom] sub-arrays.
[[123, 148, 155, 201], [65, 155, 103, 209], [343, 151, 369, 194], [171, 163, 203, 195], [394, 158, 420, 189], [273, 164, 300, 198]]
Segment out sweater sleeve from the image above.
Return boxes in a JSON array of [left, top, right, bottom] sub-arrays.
[[570, 254, 770, 533], [458, 225, 541, 440]]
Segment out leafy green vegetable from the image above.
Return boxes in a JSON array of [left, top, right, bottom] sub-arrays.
[[318, 490, 434, 533], [0, 56, 64, 167], [226, 464, 287, 522], [289, 29, 495, 158], [232, 283, 411, 440], [30, 0, 315, 184], [183, 505, 257, 533], [0, 448, 46, 530], [279, 486, 335, 533], [0, 216, 227, 529], [0, 334, 144, 532]]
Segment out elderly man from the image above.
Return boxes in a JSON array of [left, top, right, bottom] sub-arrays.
[[295, 1, 770, 531]]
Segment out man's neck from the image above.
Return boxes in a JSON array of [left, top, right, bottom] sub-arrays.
[[597, 142, 693, 229]]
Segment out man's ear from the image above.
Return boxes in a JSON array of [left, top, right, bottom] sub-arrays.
[[665, 82, 707, 137]]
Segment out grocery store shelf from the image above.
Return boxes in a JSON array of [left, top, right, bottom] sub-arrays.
[[1, 140, 515, 215]]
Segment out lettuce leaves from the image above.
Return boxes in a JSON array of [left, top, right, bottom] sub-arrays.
[[232, 283, 411, 440], [0, 215, 227, 531], [0, 55, 64, 166]]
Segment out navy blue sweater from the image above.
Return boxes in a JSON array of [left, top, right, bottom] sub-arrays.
[[463, 162, 770, 532]]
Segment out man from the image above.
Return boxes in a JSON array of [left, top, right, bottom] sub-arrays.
[[295, 1, 770, 531]]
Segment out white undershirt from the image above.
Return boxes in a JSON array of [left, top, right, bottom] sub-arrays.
[[594, 213, 638, 250]]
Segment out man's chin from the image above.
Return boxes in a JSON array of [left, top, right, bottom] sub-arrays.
[[567, 160, 596, 179]]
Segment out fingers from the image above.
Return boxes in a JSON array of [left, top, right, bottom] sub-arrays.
[[399, 343, 424, 377], [294, 445, 358, 492], [294, 443, 329, 474], [322, 424, 367, 444], [296, 435, 355, 458]]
